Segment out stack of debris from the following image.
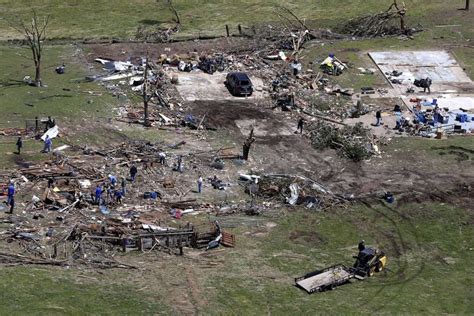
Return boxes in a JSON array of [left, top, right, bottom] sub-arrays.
[[307, 121, 380, 161]]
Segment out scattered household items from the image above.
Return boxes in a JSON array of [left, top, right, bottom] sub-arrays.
[[55, 64, 65, 74], [289, 59, 302, 76], [384, 192, 395, 203], [320, 54, 347, 76], [413, 77, 432, 93]]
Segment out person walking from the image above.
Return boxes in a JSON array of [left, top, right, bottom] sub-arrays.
[[43, 135, 53, 153], [177, 155, 183, 173], [16, 137, 23, 154], [121, 177, 126, 196], [375, 110, 382, 126], [6, 182, 15, 206], [130, 164, 138, 182], [197, 176, 203, 193], [297, 117, 305, 134], [7, 197, 14, 214]]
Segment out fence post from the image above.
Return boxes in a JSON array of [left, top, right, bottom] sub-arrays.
[[225, 24, 230, 37], [35, 116, 38, 133], [238, 24, 242, 36]]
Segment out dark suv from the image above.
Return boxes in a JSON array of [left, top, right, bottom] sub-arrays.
[[225, 72, 253, 96]]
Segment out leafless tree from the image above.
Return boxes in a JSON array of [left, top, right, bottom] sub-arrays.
[[242, 128, 256, 160], [165, 0, 181, 25], [10, 11, 50, 87]]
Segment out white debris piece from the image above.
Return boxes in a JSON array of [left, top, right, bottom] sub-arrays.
[[41, 125, 59, 141]]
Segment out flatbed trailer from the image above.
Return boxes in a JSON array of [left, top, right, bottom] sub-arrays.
[[295, 264, 354, 294]]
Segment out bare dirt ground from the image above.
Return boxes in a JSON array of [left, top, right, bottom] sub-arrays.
[[85, 37, 268, 62]]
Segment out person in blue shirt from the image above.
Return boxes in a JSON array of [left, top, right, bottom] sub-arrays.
[[108, 174, 117, 188], [94, 184, 103, 205], [43, 135, 53, 153], [115, 190, 123, 204], [7, 183, 15, 206]]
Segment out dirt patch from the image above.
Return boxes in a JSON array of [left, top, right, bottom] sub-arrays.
[[289, 230, 327, 244], [190, 100, 268, 129], [432, 145, 474, 162], [85, 37, 267, 62], [13, 155, 33, 168]]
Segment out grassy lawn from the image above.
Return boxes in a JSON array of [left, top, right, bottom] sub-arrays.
[[204, 202, 473, 314], [0, 267, 171, 315], [0, 44, 117, 168], [0, 44, 115, 127], [1, 201, 470, 315], [0, 0, 471, 40]]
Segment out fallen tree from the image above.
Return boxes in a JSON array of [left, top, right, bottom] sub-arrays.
[[307, 121, 377, 161], [340, 0, 421, 38]]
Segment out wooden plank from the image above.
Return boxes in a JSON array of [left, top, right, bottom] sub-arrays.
[[221, 231, 235, 247]]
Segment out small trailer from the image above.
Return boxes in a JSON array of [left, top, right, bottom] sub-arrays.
[[295, 264, 354, 294], [295, 246, 388, 294]]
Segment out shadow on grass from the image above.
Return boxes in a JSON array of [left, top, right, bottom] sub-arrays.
[[0, 79, 26, 87], [138, 19, 166, 25]]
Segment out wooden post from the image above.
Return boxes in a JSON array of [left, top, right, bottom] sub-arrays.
[[225, 24, 230, 37], [35, 116, 38, 132], [238, 24, 242, 36], [178, 237, 183, 255], [466, 0, 470, 10]]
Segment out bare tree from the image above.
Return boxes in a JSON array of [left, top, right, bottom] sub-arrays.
[[10, 11, 49, 87], [242, 128, 256, 160], [389, 0, 407, 33], [165, 0, 181, 25]]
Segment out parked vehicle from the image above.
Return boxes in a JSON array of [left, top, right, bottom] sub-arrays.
[[225, 72, 253, 96]]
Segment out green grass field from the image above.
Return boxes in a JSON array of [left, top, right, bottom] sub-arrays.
[[0, 0, 472, 40], [0, 201, 471, 314], [204, 202, 473, 314]]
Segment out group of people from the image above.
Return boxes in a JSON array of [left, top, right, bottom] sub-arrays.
[[14, 135, 53, 154], [13, 116, 57, 155], [93, 174, 129, 206]]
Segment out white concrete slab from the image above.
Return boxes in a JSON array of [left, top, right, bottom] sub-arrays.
[[369, 51, 473, 94], [166, 69, 266, 102]]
